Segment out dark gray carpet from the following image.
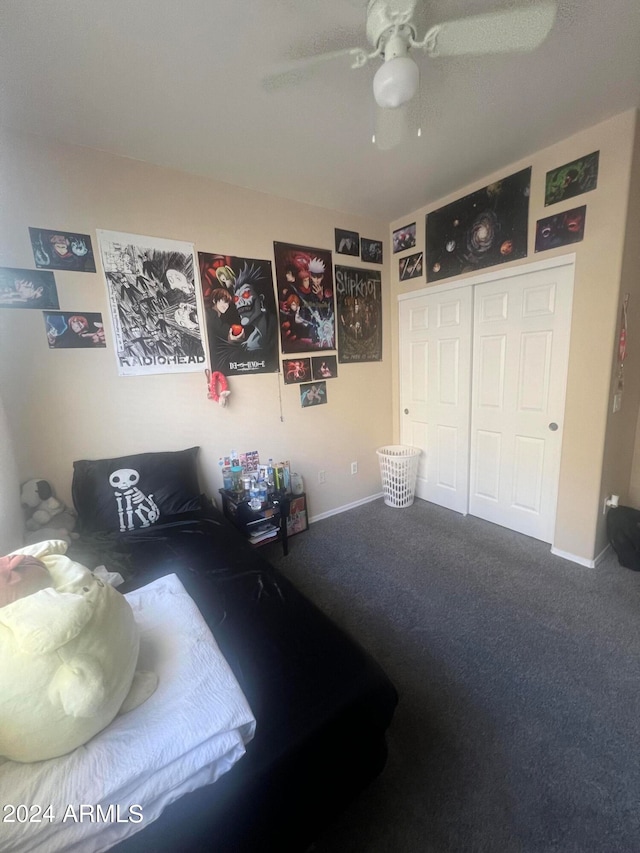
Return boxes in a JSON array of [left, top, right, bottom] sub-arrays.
[[266, 498, 640, 853]]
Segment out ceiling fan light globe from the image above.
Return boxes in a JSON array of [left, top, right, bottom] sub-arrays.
[[373, 56, 419, 108]]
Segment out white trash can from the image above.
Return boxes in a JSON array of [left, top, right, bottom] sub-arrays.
[[376, 445, 422, 508]]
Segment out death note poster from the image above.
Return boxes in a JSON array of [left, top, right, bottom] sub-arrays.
[[198, 252, 278, 375]]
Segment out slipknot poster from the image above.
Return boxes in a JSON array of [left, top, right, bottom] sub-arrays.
[[198, 252, 279, 375], [273, 241, 335, 353], [335, 265, 382, 363], [97, 231, 206, 376]]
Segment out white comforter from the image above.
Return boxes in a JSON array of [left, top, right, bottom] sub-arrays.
[[0, 573, 256, 853]]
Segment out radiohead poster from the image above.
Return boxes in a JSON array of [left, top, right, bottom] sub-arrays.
[[97, 230, 206, 376], [335, 265, 382, 363], [198, 251, 279, 375]]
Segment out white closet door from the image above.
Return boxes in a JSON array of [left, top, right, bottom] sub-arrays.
[[399, 287, 472, 513], [469, 264, 574, 542]]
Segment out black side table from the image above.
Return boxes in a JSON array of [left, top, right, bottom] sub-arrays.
[[219, 489, 291, 556]]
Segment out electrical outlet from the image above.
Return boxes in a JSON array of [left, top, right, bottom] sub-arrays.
[[318, 470, 326, 484], [351, 461, 358, 475]]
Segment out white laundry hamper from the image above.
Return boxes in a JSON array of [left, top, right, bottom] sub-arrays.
[[376, 445, 422, 508]]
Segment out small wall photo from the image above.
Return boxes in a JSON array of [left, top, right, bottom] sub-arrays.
[[0, 267, 59, 309], [393, 223, 416, 253], [29, 227, 96, 273], [399, 252, 423, 281], [283, 357, 311, 384], [300, 381, 327, 408], [335, 228, 359, 256], [361, 238, 383, 264], [44, 311, 106, 348], [312, 355, 337, 379], [535, 206, 586, 252], [544, 151, 599, 206]]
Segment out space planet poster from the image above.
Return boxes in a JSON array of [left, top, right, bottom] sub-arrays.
[[425, 167, 531, 283], [96, 230, 206, 376], [198, 252, 278, 375], [335, 265, 382, 363], [273, 242, 335, 353]]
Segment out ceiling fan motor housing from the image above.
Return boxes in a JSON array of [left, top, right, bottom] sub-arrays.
[[366, 0, 418, 51]]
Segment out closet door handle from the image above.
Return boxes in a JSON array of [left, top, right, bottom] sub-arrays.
[[404, 408, 409, 415], [548, 422, 558, 431]]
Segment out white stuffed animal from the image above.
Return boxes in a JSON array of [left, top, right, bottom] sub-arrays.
[[20, 479, 78, 546], [0, 539, 157, 763]]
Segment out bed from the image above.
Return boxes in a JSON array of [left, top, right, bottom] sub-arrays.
[[2, 448, 398, 852]]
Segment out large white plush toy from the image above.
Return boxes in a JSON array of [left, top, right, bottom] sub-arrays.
[[0, 539, 157, 763]]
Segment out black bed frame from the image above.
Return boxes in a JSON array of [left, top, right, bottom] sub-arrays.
[[107, 502, 398, 853]]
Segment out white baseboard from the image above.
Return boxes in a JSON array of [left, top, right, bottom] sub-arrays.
[[309, 492, 383, 524], [550, 543, 612, 568], [594, 543, 613, 566]]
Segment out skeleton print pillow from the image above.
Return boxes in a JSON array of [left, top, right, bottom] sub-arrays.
[[72, 447, 201, 534]]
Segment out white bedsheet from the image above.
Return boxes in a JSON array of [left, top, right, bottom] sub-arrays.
[[0, 573, 256, 853]]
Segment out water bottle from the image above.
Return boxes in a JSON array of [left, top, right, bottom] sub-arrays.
[[267, 458, 275, 494], [249, 477, 261, 510]]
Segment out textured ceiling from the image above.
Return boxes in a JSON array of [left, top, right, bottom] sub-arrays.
[[1, 0, 640, 221]]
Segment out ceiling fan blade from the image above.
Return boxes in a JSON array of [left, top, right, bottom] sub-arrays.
[[262, 47, 368, 92], [428, 1, 557, 57]]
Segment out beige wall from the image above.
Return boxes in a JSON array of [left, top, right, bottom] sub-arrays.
[[389, 109, 639, 562], [620, 124, 640, 510], [0, 129, 393, 520]]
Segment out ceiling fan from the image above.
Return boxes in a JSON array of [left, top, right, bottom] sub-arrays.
[[262, 0, 557, 150]]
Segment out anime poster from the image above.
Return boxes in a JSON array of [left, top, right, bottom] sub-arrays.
[[43, 311, 106, 348], [273, 241, 335, 353], [96, 230, 206, 376], [335, 264, 382, 364], [300, 381, 327, 407], [312, 354, 337, 379], [198, 252, 278, 375], [29, 227, 96, 273], [399, 251, 423, 281], [535, 205, 587, 252], [426, 167, 531, 283], [545, 151, 599, 206], [282, 357, 312, 384], [0, 267, 59, 309]]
